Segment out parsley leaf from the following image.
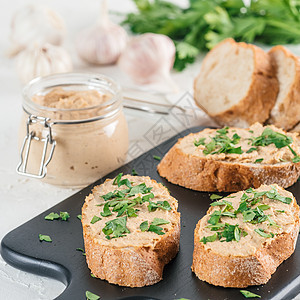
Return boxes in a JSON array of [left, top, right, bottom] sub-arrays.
[[254, 158, 263, 163], [39, 234, 52, 242], [77, 214, 82, 220], [208, 211, 222, 225], [100, 203, 112, 217], [246, 147, 257, 153], [85, 291, 100, 300], [140, 221, 149, 232], [194, 137, 206, 147], [148, 224, 165, 235], [147, 200, 171, 212], [210, 194, 223, 200], [91, 215, 101, 224], [200, 233, 218, 244], [151, 218, 170, 226], [254, 228, 274, 238], [45, 212, 59, 221], [153, 155, 161, 161], [102, 216, 130, 239], [240, 290, 261, 298], [60, 211, 70, 221]]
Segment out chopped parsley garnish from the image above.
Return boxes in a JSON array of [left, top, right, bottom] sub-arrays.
[[194, 137, 206, 147], [90, 273, 96, 278], [39, 234, 52, 242], [139, 218, 169, 235], [246, 147, 257, 153], [148, 224, 165, 235], [254, 158, 263, 163], [151, 217, 170, 226], [254, 228, 274, 238], [210, 194, 223, 200], [100, 203, 112, 217], [200, 233, 218, 244], [77, 214, 82, 220], [140, 221, 149, 232], [211, 199, 234, 211], [153, 155, 161, 161], [202, 127, 243, 155], [276, 210, 285, 213], [44, 211, 70, 221], [147, 200, 171, 212], [251, 127, 299, 162], [76, 248, 86, 255], [45, 212, 59, 221], [90, 215, 101, 224], [201, 223, 247, 243], [60, 211, 70, 221], [240, 290, 261, 298], [102, 216, 130, 239], [85, 291, 100, 300]]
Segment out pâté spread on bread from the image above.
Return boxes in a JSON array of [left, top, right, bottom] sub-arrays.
[[192, 184, 300, 287], [158, 123, 300, 192], [81, 174, 180, 287], [18, 73, 128, 187]]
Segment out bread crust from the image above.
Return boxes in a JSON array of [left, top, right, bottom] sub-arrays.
[[157, 138, 300, 192], [82, 177, 180, 287], [194, 38, 279, 127], [191, 197, 300, 287], [268, 45, 300, 130]]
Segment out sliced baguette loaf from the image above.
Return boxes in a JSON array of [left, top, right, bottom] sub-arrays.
[[157, 123, 300, 192], [81, 174, 180, 287], [268, 45, 300, 130], [192, 184, 300, 288], [193, 38, 278, 127]]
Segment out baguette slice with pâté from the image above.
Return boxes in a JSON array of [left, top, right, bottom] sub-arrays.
[[193, 38, 278, 127], [157, 123, 300, 192], [268, 45, 300, 130], [192, 184, 300, 287], [81, 174, 180, 287]]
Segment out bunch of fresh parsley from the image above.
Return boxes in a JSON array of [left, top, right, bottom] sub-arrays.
[[123, 0, 300, 70]]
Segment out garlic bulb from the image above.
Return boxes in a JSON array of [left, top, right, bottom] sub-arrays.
[[9, 5, 66, 57], [76, 0, 128, 65], [16, 43, 73, 84], [118, 33, 177, 91]]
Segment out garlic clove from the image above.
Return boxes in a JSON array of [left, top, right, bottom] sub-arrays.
[[76, 0, 128, 65], [118, 33, 178, 92], [16, 43, 73, 84], [9, 5, 66, 57]]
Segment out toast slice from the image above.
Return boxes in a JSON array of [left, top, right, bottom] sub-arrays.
[[81, 174, 180, 287], [268, 45, 300, 130], [157, 123, 300, 192], [193, 38, 278, 127], [192, 184, 300, 288]]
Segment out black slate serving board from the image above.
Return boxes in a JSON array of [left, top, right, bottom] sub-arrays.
[[1, 126, 300, 300]]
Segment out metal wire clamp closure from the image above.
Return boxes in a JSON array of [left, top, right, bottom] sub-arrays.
[[16, 115, 56, 179]]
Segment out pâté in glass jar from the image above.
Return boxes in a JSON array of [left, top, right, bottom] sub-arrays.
[[17, 73, 129, 188]]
